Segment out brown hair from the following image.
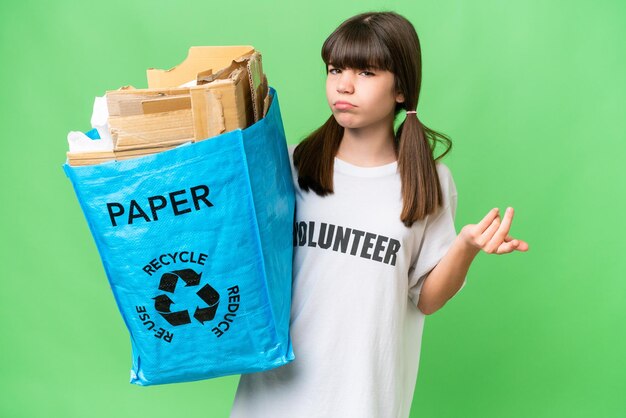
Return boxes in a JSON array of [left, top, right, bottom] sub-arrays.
[[292, 11, 453, 228]]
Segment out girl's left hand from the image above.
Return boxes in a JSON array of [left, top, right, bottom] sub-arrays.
[[459, 207, 529, 254]]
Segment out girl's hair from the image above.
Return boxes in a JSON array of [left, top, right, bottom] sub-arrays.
[[293, 11, 453, 228]]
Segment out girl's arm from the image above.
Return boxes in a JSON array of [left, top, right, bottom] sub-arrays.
[[417, 237, 478, 314], [417, 207, 529, 315]]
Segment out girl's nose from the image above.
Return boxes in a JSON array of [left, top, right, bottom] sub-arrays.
[[336, 71, 355, 94]]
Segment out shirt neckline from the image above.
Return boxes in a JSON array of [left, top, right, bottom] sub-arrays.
[[334, 156, 398, 178]]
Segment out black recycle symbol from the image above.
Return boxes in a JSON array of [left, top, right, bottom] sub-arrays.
[[152, 269, 220, 326]]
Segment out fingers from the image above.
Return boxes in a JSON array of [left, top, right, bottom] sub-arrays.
[[512, 239, 530, 251], [481, 216, 501, 243], [488, 207, 514, 250], [476, 208, 500, 234], [497, 240, 520, 254], [504, 219, 530, 252], [475, 207, 530, 254], [472, 210, 501, 251], [504, 235, 528, 249], [481, 207, 515, 253], [497, 237, 530, 254]]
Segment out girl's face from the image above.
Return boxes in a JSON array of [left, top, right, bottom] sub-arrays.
[[326, 64, 405, 130]]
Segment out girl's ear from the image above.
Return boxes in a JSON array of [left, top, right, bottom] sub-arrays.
[[396, 91, 405, 104]]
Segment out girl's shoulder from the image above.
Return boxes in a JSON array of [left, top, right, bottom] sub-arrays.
[[288, 144, 296, 161], [434, 161, 458, 212], [286, 144, 298, 184], [287, 144, 296, 168], [434, 160, 452, 178], [434, 160, 455, 184]]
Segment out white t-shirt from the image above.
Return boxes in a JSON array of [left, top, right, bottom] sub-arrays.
[[230, 145, 466, 418]]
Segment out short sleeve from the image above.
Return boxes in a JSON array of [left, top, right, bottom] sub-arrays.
[[408, 163, 466, 308], [287, 144, 298, 186]]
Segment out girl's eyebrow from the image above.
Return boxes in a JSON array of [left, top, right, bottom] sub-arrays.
[[327, 62, 379, 69]]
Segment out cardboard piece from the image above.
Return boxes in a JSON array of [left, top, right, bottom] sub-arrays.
[[147, 46, 255, 88], [66, 151, 116, 166], [68, 46, 270, 166], [245, 52, 265, 122]]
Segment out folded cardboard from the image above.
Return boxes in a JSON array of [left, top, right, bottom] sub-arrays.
[[67, 46, 270, 166]]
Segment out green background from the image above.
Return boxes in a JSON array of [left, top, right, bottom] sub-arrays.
[[1, 0, 624, 417]]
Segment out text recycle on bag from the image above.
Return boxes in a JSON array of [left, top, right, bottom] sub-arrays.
[[63, 87, 295, 386]]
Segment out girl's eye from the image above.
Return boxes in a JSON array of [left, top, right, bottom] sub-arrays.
[[328, 68, 374, 76]]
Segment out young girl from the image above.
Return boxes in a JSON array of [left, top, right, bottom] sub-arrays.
[[230, 11, 528, 418]]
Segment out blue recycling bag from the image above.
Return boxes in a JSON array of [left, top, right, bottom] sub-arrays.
[[63, 87, 295, 386]]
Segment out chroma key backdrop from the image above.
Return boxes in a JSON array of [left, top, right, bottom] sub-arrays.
[[1, 0, 625, 417]]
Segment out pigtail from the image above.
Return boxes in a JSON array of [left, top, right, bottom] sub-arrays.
[[293, 115, 344, 195], [396, 111, 452, 227]]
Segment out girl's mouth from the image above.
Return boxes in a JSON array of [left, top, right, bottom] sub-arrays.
[[335, 101, 356, 110]]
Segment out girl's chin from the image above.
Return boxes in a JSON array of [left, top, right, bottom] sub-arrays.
[[333, 110, 393, 130], [333, 113, 364, 128]]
